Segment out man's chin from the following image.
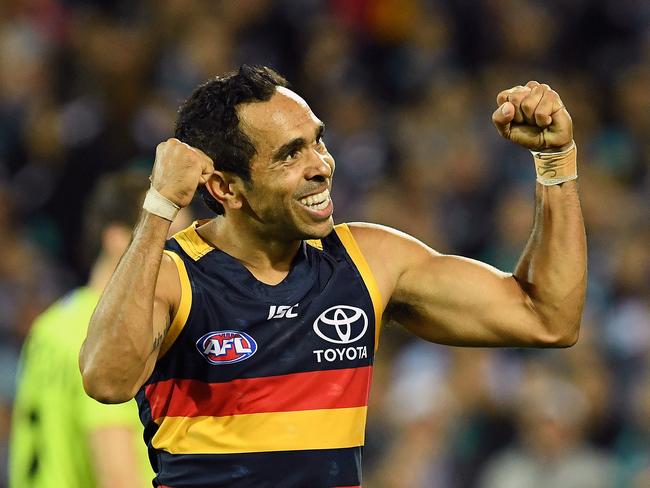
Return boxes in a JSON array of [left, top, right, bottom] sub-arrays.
[[299, 218, 334, 240]]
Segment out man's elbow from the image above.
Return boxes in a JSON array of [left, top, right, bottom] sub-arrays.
[[550, 329, 580, 348], [536, 320, 581, 348], [82, 376, 135, 404], [79, 341, 137, 403], [79, 361, 135, 404]]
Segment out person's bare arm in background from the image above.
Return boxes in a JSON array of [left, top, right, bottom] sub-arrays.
[[90, 427, 147, 488]]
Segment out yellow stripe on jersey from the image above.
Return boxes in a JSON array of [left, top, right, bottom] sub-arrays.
[[334, 224, 383, 351], [151, 407, 367, 455], [159, 251, 192, 358], [173, 224, 214, 261], [305, 239, 323, 250]]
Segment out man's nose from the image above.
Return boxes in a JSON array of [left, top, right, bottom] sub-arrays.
[[305, 151, 333, 181]]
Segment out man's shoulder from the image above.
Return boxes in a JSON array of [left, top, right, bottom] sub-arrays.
[[319, 222, 394, 256], [332, 222, 392, 241], [335, 222, 442, 305], [343, 222, 421, 256]]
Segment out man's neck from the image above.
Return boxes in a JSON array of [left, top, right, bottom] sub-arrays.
[[198, 217, 303, 286]]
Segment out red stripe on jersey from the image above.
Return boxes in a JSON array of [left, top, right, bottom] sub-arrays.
[[146, 366, 372, 420]]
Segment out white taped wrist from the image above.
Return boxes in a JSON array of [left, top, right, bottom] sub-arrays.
[[143, 186, 180, 221], [531, 141, 578, 186]]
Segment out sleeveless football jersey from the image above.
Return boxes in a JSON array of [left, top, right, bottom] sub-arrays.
[[135, 222, 383, 488]]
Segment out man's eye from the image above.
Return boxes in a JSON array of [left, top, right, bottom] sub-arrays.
[[285, 149, 300, 161]]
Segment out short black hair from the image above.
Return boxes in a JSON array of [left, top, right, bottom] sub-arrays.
[[174, 65, 288, 214], [82, 168, 149, 266]]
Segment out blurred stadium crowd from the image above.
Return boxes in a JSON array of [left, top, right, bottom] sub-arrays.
[[1, 0, 649, 486]]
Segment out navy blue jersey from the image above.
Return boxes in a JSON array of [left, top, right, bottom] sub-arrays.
[[136, 222, 383, 488]]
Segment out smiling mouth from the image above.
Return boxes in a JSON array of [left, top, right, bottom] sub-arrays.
[[298, 189, 331, 211]]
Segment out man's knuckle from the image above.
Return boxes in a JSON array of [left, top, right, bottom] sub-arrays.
[[531, 84, 545, 95], [512, 92, 527, 103]]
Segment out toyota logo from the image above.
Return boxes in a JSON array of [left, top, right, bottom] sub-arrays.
[[313, 305, 368, 344]]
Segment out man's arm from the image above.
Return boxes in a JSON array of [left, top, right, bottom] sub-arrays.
[[90, 426, 148, 488], [352, 82, 586, 347], [79, 215, 177, 403], [79, 139, 214, 403]]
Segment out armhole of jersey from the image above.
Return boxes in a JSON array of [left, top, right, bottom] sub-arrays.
[[158, 250, 192, 359], [334, 224, 384, 351]]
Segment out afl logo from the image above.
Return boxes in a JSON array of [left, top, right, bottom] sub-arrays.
[[196, 330, 257, 365], [313, 305, 368, 344]]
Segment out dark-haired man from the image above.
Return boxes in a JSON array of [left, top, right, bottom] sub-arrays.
[[80, 66, 586, 488]]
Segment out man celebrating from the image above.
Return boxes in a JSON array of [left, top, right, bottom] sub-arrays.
[[80, 66, 586, 488]]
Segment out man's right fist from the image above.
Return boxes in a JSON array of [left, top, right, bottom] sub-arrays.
[[150, 138, 214, 208], [492, 81, 573, 152]]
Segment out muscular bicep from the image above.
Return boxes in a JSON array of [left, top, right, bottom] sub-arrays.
[[389, 252, 551, 346], [130, 253, 179, 395], [349, 223, 550, 347]]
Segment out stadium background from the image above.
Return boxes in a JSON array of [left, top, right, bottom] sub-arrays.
[[0, 0, 648, 486]]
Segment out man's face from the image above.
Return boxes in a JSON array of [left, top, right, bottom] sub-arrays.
[[236, 87, 336, 240]]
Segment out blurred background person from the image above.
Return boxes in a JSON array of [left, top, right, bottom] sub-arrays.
[[364, 341, 459, 487], [8, 169, 191, 488], [478, 362, 616, 488], [614, 360, 650, 487], [0, 0, 648, 486]]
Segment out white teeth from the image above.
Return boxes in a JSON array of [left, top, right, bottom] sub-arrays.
[[311, 199, 329, 210], [299, 189, 330, 209]]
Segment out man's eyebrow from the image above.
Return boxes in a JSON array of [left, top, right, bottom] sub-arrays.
[[272, 137, 306, 162], [271, 124, 325, 162]]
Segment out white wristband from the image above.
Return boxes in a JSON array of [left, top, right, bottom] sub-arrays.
[[143, 186, 180, 221], [530, 141, 578, 186]]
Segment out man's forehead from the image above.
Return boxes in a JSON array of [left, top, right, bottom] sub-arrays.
[[238, 87, 318, 149], [275, 86, 309, 107]]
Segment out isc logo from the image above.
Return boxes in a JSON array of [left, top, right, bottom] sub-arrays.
[[267, 304, 298, 320], [196, 330, 257, 365]]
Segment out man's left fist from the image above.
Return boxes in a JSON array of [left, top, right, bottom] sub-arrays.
[[492, 81, 573, 152]]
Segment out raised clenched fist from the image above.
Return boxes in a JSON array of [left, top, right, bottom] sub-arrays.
[[150, 138, 214, 208], [492, 81, 573, 152]]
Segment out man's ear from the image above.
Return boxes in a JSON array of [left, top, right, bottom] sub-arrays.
[[204, 171, 244, 211]]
